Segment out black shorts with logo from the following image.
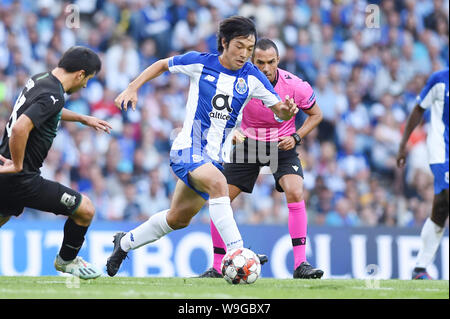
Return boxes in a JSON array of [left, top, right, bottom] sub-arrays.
[[223, 137, 304, 193], [0, 173, 82, 218]]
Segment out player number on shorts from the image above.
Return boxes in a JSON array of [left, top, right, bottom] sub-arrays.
[[6, 92, 26, 137]]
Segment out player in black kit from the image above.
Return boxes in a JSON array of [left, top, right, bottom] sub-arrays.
[[0, 46, 111, 279]]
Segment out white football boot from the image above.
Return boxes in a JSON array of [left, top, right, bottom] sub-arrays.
[[54, 255, 102, 279]]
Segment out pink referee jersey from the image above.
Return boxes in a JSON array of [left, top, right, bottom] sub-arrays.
[[241, 68, 316, 142]]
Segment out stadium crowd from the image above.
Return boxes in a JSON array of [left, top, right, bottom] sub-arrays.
[[0, 0, 448, 227]]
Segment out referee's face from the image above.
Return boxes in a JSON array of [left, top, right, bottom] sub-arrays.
[[252, 47, 279, 84]]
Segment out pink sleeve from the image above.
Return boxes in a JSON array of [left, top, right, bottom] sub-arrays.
[[294, 80, 316, 110]]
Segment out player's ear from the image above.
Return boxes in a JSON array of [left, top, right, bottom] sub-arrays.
[[76, 70, 86, 81]]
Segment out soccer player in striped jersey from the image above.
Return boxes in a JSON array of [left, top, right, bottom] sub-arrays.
[[200, 39, 324, 279], [397, 68, 449, 279], [106, 16, 298, 277]]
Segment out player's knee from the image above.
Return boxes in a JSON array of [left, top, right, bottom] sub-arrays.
[[207, 177, 229, 198], [166, 213, 190, 230], [285, 188, 304, 203], [75, 195, 96, 223]]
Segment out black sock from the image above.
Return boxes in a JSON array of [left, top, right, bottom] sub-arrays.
[[58, 218, 88, 262]]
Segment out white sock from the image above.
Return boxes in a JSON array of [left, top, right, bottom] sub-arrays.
[[209, 196, 243, 250], [415, 218, 445, 268], [120, 209, 173, 252]]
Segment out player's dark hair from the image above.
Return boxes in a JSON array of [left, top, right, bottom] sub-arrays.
[[217, 16, 257, 53], [255, 38, 279, 57], [58, 46, 101, 76]]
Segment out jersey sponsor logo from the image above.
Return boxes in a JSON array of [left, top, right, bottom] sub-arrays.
[[234, 77, 248, 95], [60, 192, 76, 208], [210, 94, 232, 121], [292, 165, 299, 172]]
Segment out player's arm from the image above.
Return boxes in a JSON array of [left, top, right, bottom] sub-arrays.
[[115, 58, 170, 111], [61, 108, 112, 133], [278, 102, 323, 151], [0, 114, 34, 174], [396, 104, 425, 168], [269, 96, 298, 121]]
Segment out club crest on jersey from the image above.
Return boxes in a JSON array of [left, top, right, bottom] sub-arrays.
[[235, 78, 248, 95]]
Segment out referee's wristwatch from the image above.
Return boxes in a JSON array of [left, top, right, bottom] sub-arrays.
[[291, 133, 303, 145]]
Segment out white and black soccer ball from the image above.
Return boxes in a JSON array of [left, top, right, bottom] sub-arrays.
[[221, 248, 261, 284]]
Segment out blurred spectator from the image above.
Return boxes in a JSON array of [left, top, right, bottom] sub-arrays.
[[0, 0, 447, 227], [325, 197, 360, 227], [105, 35, 140, 92]]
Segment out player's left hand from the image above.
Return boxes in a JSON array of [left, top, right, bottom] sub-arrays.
[[82, 116, 112, 134], [278, 136, 296, 151]]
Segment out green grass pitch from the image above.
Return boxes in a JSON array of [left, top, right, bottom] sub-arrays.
[[0, 276, 448, 299]]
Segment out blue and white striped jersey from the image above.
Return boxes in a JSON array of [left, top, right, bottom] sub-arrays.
[[168, 51, 281, 162], [417, 68, 449, 165]]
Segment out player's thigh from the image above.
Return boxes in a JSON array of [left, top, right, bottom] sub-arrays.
[[167, 179, 206, 229], [431, 188, 449, 228], [188, 162, 229, 198], [278, 174, 305, 203], [223, 162, 260, 194], [228, 184, 242, 202], [22, 177, 83, 217]]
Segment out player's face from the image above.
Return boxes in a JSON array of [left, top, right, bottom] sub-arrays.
[[67, 71, 95, 94], [252, 47, 279, 83], [221, 35, 256, 70]]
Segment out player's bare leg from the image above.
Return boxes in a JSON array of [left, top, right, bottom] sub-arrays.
[[106, 179, 206, 276], [279, 174, 323, 279], [228, 184, 242, 202], [54, 195, 101, 279], [166, 179, 208, 229], [189, 163, 243, 250], [107, 163, 244, 277], [0, 216, 10, 228]]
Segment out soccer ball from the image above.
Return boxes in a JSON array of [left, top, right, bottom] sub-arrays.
[[221, 248, 261, 284]]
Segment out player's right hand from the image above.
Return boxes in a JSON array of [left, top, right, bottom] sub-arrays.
[[115, 87, 138, 111], [0, 154, 20, 174], [232, 130, 246, 145]]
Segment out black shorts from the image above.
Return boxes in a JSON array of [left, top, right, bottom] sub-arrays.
[[0, 173, 82, 218], [223, 138, 304, 193]]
